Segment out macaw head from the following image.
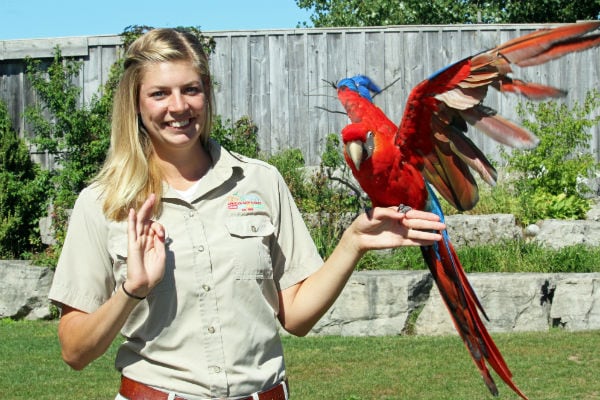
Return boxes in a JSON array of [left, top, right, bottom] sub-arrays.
[[341, 123, 375, 171], [337, 75, 382, 102]]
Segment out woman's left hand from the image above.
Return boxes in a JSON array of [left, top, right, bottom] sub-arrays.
[[347, 206, 445, 254]]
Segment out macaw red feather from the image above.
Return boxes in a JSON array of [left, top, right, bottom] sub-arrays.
[[335, 22, 600, 400], [495, 77, 567, 99], [496, 21, 600, 65]]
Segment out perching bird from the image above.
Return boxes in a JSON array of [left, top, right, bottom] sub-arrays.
[[335, 22, 600, 399]]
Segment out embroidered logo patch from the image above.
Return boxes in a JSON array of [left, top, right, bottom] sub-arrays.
[[227, 193, 265, 212]]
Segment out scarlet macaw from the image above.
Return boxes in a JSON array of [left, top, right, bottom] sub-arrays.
[[335, 22, 600, 399]]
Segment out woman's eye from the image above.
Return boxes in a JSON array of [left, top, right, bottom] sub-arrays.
[[150, 91, 165, 98], [184, 86, 201, 95]]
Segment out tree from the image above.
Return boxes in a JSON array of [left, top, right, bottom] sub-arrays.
[[296, 0, 600, 27], [0, 101, 50, 258]]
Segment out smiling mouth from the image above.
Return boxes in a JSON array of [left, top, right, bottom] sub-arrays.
[[167, 119, 192, 128]]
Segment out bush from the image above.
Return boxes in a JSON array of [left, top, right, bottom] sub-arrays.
[[264, 134, 366, 258], [0, 101, 50, 258], [500, 90, 600, 224], [211, 115, 260, 159], [24, 47, 113, 262]]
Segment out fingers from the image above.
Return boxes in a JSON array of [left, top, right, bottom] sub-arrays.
[[367, 206, 446, 242], [404, 214, 446, 232], [369, 206, 445, 227], [128, 194, 166, 242], [152, 228, 167, 259], [136, 194, 156, 236], [150, 221, 165, 240], [404, 226, 443, 244]]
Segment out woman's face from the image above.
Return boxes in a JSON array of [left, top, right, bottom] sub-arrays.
[[138, 60, 207, 156]]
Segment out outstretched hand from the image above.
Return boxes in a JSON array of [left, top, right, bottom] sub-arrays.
[[124, 194, 166, 298], [348, 206, 445, 254]]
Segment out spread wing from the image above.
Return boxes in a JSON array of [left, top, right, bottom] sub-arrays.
[[394, 21, 600, 210]]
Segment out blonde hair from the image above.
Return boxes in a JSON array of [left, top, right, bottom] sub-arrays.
[[94, 29, 214, 220]]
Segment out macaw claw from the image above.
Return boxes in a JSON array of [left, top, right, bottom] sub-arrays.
[[397, 204, 412, 214]]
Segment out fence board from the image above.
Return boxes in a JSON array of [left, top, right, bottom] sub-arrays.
[[287, 33, 308, 154], [1, 24, 599, 167], [0, 37, 88, 60]]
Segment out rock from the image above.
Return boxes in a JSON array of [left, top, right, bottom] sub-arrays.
[[533, 219, 600, 249], [38, 215, 56, 246], [550, 273, 600, 331], [310, 270, 431, 336], [414, 273, 554, 336], [308, 271, 600, 336], [524, 224, 540, 237], [586, 198, 600, 221], [445, 214, 521, 247], [0, 260, 54, 320]]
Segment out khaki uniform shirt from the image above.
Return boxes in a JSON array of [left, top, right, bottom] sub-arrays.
[[48, 140, 323, 398]]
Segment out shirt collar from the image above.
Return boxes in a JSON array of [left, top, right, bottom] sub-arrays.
[[162, 139, 242, 202]]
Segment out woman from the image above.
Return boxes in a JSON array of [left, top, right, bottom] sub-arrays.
[[49, 28, 444, 400]]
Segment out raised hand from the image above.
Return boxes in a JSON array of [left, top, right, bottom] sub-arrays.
[[124, 193, 166, 299]]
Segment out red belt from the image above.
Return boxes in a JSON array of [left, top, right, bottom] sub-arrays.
[[119, 376, 289, 400]]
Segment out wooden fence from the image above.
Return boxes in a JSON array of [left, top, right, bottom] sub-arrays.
[[1, 24, 599, 167]]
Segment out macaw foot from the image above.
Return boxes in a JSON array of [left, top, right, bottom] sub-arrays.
[[397, 204, 412, 214]]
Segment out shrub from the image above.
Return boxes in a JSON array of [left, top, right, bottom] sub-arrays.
[[267, 148, 309, 202], [0, 101, 50, 258], [270, 134, 365, 258], [500, 90, 600, 224], [211, 115, 260, 159], [24, 47, 113, 261]]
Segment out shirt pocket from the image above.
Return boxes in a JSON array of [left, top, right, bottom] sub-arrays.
[[225, 215, 275, 280], [107, 225, 175, 296]]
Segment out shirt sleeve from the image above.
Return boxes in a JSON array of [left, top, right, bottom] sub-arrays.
[[48, 185, 115, 313], [270, 170, 323, 290]]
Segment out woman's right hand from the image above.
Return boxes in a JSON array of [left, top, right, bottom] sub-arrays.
[[58, 194, 167, 369], [124, 193, 166, 298]]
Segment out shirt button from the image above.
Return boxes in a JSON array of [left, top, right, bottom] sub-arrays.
[[198, 245, 205, 252], [202, 284, 211, 292], [189, 211, 196, 217], [208, 326, 215, 334], [251, 225, 258, 233], [210, 366, 221, 374]]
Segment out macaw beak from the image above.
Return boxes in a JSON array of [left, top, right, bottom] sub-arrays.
[[345, 140, 363, 171]]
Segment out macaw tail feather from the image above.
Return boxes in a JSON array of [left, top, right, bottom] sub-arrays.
[[423, 185, 529, 399]]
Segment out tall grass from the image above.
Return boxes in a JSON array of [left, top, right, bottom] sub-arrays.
[[356, 240, 600, 273]]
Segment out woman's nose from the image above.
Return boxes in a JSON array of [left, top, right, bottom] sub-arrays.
[[168, 92, 188, 113]]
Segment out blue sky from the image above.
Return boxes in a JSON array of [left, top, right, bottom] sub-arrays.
[[1, 0, 313, 40]]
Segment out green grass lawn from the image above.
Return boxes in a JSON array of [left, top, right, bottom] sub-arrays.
[[1, 320, 599, 399]]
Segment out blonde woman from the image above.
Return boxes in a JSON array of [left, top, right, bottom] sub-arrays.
[[49, 28, 444, 400]]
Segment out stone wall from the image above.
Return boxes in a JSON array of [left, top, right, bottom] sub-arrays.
[[4, 211, 600, 333], [311, 271, 600, 336], [2, 261, 599, 336]]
